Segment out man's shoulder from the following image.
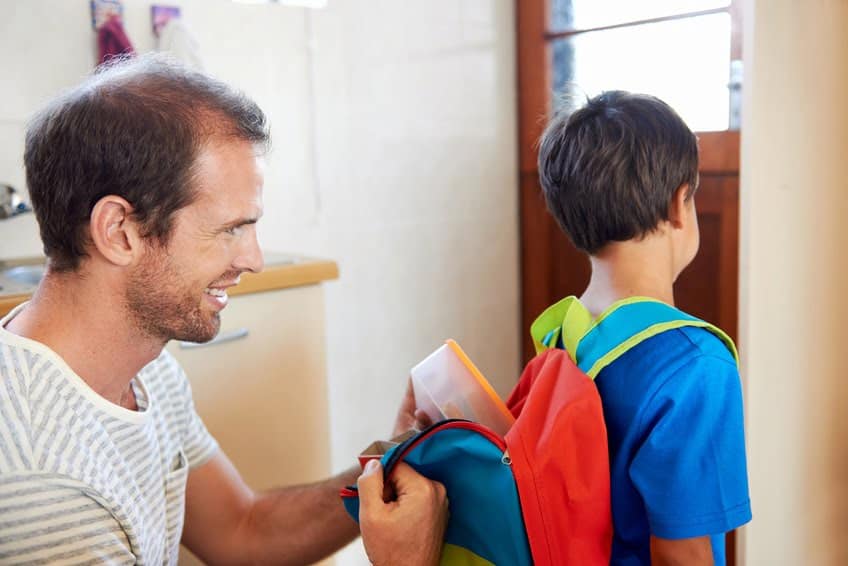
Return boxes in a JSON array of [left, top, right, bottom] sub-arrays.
[[0, 335, 67, 469], [0, 324, 56, 377]]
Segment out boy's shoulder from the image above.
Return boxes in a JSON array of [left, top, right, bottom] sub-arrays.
[[595, 323, 738, 412], [665, 323, 737, 365], [574, 298, 737, 377], [626, 323, 736, 380]]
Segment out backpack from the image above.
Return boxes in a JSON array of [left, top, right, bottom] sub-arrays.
[[340, 296, 738, 565]]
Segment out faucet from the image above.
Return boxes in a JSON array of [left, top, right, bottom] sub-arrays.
[[0, 184, 31, 219]]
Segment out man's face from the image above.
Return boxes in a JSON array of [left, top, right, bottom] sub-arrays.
[[126, 138, 265, 343]]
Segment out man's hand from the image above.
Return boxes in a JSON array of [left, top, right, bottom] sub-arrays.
[[358, 460, 448, 566], [392, 378, 433, 437]]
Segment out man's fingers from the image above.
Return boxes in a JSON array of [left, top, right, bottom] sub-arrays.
[[413, 409, 433, 430], [392, 378, 421, 437], [357, 461, 449, 566], [389, 462, 447, 502], [357, 459, 386, 513], [388, 461, 420, 487]]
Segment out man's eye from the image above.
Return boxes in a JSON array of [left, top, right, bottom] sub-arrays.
[[224, 226, 242, 236]]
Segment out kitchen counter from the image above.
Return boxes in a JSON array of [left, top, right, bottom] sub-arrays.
[[0, 253, 339, 318]]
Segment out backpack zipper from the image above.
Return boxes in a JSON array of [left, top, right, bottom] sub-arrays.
[[383, 419, 508, 478], [339, 419, 511, 498]]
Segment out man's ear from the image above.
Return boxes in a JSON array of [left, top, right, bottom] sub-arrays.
[[668, 183, 692, 229], [89, 196, 143, 267]]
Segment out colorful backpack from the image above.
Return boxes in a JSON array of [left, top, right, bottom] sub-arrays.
[[341, 296, 738, 565]]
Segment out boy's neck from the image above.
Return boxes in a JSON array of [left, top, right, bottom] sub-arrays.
[[579, 237, 678, 318]]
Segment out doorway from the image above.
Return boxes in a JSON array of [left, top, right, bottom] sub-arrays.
[[516, 2, 743, 563]]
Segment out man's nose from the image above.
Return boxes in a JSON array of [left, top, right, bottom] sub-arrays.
[[234, 229, 264, 274]]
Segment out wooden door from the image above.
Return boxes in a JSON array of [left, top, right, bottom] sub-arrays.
[[516, 2, 741, 564], [675, 131, 739, 342]]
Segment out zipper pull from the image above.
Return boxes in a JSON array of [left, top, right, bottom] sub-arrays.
[[501, 449, 511, 466]]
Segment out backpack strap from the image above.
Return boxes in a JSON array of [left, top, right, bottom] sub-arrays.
[[530, 296, 738, 380]]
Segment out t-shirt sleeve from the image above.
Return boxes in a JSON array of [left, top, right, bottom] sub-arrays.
[[629, 354, 752, 539], [171, 362, 219, 470], [0, 476, 135, 564]]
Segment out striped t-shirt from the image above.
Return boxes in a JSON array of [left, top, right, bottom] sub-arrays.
[[0, 303, 219, 564]]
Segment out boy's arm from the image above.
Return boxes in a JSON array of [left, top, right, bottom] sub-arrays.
[[650, 535, 713, 565], [630, 353, 751, 544]]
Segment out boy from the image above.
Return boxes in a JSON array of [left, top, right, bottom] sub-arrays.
[[536, 91, 751, 565]]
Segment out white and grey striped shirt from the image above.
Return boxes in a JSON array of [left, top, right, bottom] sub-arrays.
[[0, 304, 218, 564]]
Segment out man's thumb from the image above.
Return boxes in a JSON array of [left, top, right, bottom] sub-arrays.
[[357, 459, 385, 511]]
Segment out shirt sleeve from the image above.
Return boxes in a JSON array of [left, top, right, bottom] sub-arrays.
[[0, 476, 135, 564], [629, 354, 752, 539], [170, 361, 219, 470]]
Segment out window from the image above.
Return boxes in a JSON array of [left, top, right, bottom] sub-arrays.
[[548, 1, 737, 131]]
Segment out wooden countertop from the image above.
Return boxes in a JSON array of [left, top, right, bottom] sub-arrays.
[[0, 255, 339, 318]]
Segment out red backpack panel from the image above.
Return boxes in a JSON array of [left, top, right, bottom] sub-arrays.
[[505, 348, 613, 566]]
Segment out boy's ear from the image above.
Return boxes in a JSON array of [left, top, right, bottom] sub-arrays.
[[89, 195, 144, 267], [668, 183, 692, 229]]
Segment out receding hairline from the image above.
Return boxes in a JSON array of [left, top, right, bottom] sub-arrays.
[[65, 54, 270, 150]]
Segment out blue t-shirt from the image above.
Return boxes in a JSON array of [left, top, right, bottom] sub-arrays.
[[594, 325, 752, 565]]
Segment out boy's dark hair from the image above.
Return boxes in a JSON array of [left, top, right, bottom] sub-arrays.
[[537, 91, 699, 254], [24, 54, 270, 272]]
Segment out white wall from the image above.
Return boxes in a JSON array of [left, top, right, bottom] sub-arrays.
[[0, 2, 519, 564], [310, 4, 519, 562], [739, 0, 848, 564], [0, 0, 318, 258]]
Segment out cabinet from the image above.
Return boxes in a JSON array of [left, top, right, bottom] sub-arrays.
[[168, 283, 334, 565]]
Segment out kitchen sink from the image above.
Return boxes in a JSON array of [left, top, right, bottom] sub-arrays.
[[0, 262, 45, 296], [3, 265, 45, 286]]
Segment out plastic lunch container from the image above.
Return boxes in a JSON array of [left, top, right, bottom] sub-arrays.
[[410, 339, 515, 437]]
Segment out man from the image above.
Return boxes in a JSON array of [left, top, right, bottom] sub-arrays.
[[0, 55, 446, 565]]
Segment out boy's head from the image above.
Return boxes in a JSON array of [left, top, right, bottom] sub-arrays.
[[538, 91, 699, 259]]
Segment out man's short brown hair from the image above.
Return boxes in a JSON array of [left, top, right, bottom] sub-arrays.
[[25, 54, 270, 271]]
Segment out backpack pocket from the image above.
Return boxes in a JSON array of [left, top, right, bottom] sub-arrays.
[[341, 419, 532, 566]]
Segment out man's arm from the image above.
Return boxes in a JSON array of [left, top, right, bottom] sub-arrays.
[[0, 478, 135, 564], [650, 535, 713, 566], [182, 378, 445, 564], [181, 450, 360, 565]]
